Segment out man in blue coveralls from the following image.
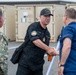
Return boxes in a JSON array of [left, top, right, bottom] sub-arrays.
[[58, 8, 76, 75]]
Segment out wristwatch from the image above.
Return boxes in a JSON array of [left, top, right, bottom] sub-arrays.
[[58, 64, 65, 67]]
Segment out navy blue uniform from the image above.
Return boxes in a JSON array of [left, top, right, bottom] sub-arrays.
[[16, 22, 50, 75], [59, 22, 76, 75]]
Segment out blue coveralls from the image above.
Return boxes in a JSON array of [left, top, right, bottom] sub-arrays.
[[59, 22, 76, 75]]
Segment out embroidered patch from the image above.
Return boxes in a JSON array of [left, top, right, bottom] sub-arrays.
[[31, 31, 37, 36]]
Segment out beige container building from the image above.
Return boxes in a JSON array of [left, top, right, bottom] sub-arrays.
[[35, 4, 65, 42], [0, 5, 15, 41], [15, 5, 35, 42], [0, 6, 5, 33], [66, 4, 76, 9], [15, 4, 65, 42]]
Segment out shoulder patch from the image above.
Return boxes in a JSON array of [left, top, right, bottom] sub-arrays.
[[31, 31, 37, 36]]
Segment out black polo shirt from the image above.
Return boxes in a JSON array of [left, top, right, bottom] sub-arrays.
[[19, 22, 50, 71]]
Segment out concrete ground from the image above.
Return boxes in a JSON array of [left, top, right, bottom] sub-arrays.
[[8, 42, 59, 75]]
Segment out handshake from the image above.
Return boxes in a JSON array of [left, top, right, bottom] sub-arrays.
[[46, 47, 59, 56]]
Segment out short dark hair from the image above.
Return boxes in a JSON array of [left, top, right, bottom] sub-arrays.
[[65, 8, 76, 19], [0, 9, 3, 17]]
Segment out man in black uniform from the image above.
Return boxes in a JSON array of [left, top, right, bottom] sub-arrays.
[[16, 8, 57, 75]]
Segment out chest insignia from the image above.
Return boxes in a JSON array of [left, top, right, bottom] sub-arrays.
[[43, 37, 45, 42]]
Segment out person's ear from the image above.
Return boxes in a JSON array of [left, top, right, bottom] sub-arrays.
[[65, 15, 68, 20]]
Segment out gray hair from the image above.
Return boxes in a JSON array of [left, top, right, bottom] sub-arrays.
[[65, 8, 76, 19]]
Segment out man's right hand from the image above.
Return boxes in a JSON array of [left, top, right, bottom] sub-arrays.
[[47, 47, 58, 56]]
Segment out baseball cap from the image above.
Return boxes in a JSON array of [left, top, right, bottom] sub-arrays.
[[40, 8, 53, 16]]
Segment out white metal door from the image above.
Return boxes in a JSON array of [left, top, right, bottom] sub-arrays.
[[16, 6, 34, 41]]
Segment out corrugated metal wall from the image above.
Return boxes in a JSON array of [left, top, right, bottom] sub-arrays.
[[15, 4, 65, 42], [0, 2, 76, 42], [0, 5, 15, 41]]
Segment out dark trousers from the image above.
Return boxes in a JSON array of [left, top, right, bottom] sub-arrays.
[[16, 64, 43, 75], [64, 72, 76, 75]]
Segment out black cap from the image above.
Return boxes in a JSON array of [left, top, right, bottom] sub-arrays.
[[40, 8, 53, 16], [0, 9, 2, 17]]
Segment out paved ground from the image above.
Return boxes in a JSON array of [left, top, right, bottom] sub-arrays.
[[8, 42, 59, 75]]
